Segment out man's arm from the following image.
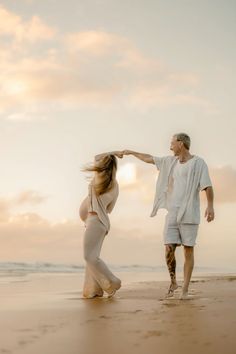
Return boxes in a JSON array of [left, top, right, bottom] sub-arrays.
[[123, 150, 154, 164], [95, 151, 123, 161], [204, 186, 215, 222]]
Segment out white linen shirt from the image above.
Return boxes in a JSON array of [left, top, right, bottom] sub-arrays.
[[150, 155, 212, 224]]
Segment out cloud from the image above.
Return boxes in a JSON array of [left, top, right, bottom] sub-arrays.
[[0, 5, 56, 43], [0, 214, 83, 263], [0, 6, 216, 118], [0, 189, 83, 262], [0, 190, 47, 222], [127, 81, 219, 114], [0, 199, 10, 222], [14, 190, 48, 205], [211, 166, 236, 203], [7, 112, 35, 121], [8, 212, 49, 226], [66, 30, 162, 72], [168, 73, 200, 86], [65, 31, 122, 56]]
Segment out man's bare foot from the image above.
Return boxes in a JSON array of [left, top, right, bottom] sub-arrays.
[[179, 292, 194, 300], [166, 283, 179, 298]]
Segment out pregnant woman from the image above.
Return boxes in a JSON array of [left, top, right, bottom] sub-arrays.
[[79, 151, 123, 299]]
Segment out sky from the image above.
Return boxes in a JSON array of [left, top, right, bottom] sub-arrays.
[[0, 0, 236, 271]]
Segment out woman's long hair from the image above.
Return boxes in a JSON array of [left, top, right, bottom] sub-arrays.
[[83, 155, 117, 195]]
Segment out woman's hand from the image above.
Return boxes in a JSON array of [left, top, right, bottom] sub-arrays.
[[95, 151, 123, 161], [114, 151, 124, 158]]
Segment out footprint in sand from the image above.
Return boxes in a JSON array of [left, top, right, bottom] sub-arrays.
[[144, 330, 165, 338], [38, 324, 57, 335], [17, 328, 32, 333], [99, 315, 112, 319], [126, 310, 143, 314], [117, 310, 143, 315], [18, 340, 30, 347], [164, 303, 179, 307]]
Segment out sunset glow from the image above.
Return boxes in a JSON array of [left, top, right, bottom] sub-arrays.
[[117, 163, 137, 186], [3, 80, 28, 96]]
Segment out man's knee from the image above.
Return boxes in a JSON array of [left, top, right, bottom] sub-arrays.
[[165, 244, 176, 254], [183, 246, 194, 258]]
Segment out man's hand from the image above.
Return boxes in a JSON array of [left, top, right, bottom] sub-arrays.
[[123, 150, 133, 155], [204, 186, 214, 222], [205, 206, 215, 222]]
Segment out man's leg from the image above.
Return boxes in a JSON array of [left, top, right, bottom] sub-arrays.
[[180, 246, 194, 299], [165, 244, 178, 297]]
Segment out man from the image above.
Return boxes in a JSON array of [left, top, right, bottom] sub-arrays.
[[123, 133, 214, 299]]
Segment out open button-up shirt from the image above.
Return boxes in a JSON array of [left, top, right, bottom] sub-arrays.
[[150, 155, 212, 224]]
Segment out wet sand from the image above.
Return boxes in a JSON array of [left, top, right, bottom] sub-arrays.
[[0, 274, 236, 354]]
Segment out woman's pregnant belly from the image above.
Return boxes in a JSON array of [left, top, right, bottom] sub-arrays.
[[79, 197, 89, 221]]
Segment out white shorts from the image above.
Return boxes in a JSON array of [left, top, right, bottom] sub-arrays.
[[164, 208, 199, 247]]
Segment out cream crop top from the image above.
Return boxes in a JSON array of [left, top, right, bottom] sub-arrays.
[[88, 180, 119, 233]]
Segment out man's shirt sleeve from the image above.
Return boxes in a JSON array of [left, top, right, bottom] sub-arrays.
[[199, 161, 212, 191], [153, 156, 165, 170]]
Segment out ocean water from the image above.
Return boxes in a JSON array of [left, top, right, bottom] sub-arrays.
[[0, 262, 235, 289], [0, 261, 234, 277]]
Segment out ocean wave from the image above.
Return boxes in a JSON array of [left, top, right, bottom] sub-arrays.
[[0, 262, 228, 274], [0, 262, 85, 274]]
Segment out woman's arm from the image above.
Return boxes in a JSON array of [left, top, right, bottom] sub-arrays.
[[95, 151, 123, 161]]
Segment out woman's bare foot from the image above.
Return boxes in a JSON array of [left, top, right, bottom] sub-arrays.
[[83, 292, 104, 299], [107, 290, 116, 298], [106, 280, 121, 298]]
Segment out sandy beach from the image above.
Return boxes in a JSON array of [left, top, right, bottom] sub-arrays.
[[0, 273, 236, 354]]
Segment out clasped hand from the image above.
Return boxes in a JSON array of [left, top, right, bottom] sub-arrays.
[[114, 150, 132, 158]]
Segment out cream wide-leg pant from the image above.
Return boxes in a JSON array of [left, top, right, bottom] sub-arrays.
[[83, 214, 121, 298]]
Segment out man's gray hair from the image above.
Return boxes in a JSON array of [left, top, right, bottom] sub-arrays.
[[175, 133, 191, 150]]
